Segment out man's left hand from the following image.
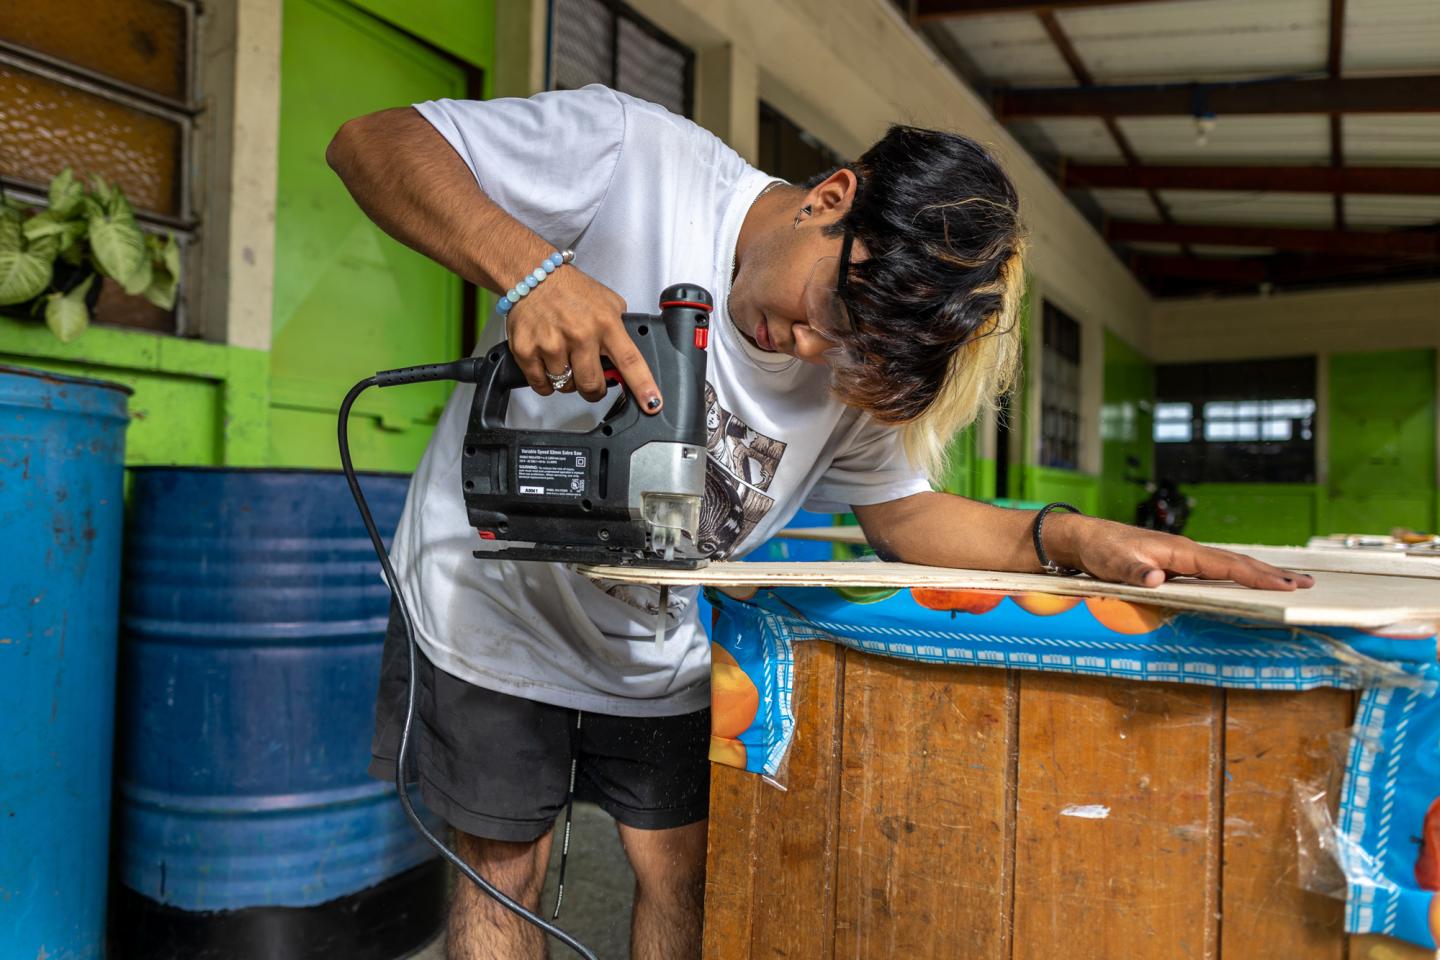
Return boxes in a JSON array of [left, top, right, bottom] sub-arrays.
[[1051, 513, 1315, 591]]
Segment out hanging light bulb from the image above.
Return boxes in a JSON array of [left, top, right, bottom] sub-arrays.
[[1194, 112, 1218, 147]]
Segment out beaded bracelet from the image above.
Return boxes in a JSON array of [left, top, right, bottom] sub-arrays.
[[494, 249, 574, 317]]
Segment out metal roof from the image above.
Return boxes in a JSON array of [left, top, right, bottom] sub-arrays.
[[918, 0, 1440, 296]]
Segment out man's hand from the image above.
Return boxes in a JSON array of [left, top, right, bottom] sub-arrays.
[[853, 493, 1314, 592], [1047, 513, 1315, 591], [325, 106, 661, 412], [508, 268, 662, 411]]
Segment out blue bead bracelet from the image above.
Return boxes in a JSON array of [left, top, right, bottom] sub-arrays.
[[495, 249, 574, 316]]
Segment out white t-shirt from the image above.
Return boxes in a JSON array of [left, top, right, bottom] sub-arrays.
[[391, 86, 930, 717]]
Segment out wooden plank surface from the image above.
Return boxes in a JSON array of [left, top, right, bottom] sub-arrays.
[[1011, 674, 1224, 959], [1221, 689, 1352, 960], [772, 529, 1440, 580], [582, 561, 1440, 628], [702, 759, 760, 960], [833, 657, 1017, 960], [746, 640, 846, 960]]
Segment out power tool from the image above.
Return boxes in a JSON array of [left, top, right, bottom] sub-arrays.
[[337, 282, 715, 960], [461, 282, 713, 568]]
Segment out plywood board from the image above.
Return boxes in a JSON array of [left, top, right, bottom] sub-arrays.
[[581, 561, 1440, 628], [1206, 544, 1440, 581], [773, 528, 1440, 581]]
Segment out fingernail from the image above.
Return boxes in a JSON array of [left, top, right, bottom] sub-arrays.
[[646, 397, 661, 411]]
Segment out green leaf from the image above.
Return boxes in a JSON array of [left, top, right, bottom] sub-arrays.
[[121, 250, 152, 296], [143, 263, 178, 310], [44, 275, 93, 343], [108, 188, 135, 221], [0, 214, 21, 253], [28, 231, 60, 263], [89, 213, 147, 285], [24, 211, 86, 250], [160, 233, 180, 277], [48, 168, 83, 218], [0, 245, 54, 305], [60, 243, 84, 267]]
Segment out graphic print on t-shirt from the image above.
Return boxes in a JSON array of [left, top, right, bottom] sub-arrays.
[[699, 382, 786, 559]]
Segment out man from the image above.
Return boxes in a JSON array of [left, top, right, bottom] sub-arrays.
[[327, 85, 1309, 960]]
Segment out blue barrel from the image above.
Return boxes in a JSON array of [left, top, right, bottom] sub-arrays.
[[114, 468, 443, 959], [0, 365, 130, 960]]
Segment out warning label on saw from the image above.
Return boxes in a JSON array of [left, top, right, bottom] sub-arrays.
[[516, 447, 587, 497]]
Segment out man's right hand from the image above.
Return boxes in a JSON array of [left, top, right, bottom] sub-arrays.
[[507, 268, 663, 413], [324, 107, 662, 415]]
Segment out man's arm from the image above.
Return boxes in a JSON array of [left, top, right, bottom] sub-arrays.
[[853, 492, 1312, 591], [325, 107, 661, 408]]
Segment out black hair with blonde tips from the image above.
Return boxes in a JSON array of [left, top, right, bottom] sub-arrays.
[[811, 125, 1025, 479]]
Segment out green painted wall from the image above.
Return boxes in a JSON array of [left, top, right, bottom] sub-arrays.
[[1325, 348, 1436, 536], [0, 319, 268, 467], [938, 426, 978, 497], [1181, 483, 1320, 546], [270, 0, 481, 472], [1019, 465, 1100, 515], [1099, 329, 1154, 524]]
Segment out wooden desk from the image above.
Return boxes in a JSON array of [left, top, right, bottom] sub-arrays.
[[703, 640, 1435, 959]]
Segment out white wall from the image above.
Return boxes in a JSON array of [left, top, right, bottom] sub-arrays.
[[1148, 280, 1440, 363]]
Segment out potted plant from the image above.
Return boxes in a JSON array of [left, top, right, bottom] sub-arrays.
[[0, 168, 180, 342]]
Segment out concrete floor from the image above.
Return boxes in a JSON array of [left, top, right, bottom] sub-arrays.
[[410, 802, 636, 960]]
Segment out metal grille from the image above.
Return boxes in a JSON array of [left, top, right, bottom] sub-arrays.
[[615, 16, 688, 116], [1039, 301, 1082, 470], [550, 0, 692, 117], [551, 0, 612, 93], [759, 101, 846, 184]]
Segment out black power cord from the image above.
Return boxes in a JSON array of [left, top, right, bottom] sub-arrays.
[[338, 371, 599, 960]]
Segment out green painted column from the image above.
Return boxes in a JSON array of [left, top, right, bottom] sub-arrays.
[[1326, 349, 1437, 536]]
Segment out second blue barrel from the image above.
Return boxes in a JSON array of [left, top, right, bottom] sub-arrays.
[[114, 468, 442, 959]]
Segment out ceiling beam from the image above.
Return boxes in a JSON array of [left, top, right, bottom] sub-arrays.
[[1108, 221, 1440, 257], [1137, 254, 1440, 294], [917, 0, 1180, 17], [995, 75, 1440, 118], [1064, 164, 1440, 195], [1327, 0, 1347, 228]]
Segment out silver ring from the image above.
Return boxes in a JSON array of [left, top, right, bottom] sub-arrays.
[[546, 364, 573, 389]]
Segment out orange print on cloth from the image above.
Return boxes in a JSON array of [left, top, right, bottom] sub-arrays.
[[910, 588, 1005, 615], [1013, 593, 1083, 616], [711, 643, 759, 740], [1085, 597, 1173, 635]]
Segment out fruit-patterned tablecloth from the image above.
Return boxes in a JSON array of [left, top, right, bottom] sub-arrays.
[[706, 584, 1440, 951]]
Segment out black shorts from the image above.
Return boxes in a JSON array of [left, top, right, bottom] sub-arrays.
[[368, 605, 711, 842]]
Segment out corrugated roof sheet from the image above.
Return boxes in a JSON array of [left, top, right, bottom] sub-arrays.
[[1056, 0, 1329, 83], [1117, 116, 1332, 164], [934, 16, 1073, 86]]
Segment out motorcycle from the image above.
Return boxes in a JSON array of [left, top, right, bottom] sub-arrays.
[[1125, 455, 1193, 536]]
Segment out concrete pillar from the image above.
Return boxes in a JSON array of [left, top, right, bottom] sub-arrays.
[[695, 44, 760, 165], [197, 0, 282, 351]]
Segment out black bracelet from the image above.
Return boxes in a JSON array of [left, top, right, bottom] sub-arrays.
[[1032, 501, 1083, 576]]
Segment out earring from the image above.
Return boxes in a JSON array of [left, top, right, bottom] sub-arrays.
[[792, 204, 813, 228]]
